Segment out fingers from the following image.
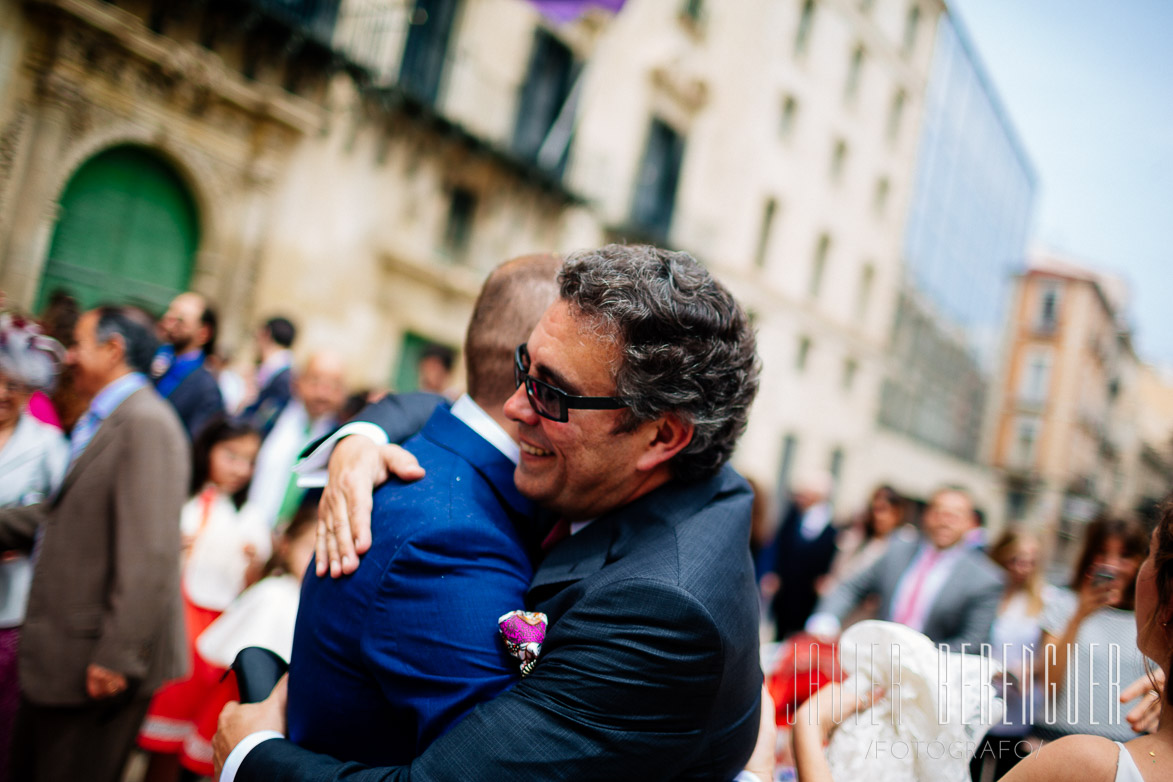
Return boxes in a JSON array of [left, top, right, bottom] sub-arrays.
[[1120, 673, 1155, 702], [1121, 674, 1162, 734], [85, 664, 127, 700], [381, 444, 425, 483]]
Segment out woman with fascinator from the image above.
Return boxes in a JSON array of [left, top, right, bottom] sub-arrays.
[[0, 310, 69, 782]]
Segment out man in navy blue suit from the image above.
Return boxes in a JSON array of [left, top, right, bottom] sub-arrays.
[[215, 245, 766, 782], [283, 253, 561, 765]]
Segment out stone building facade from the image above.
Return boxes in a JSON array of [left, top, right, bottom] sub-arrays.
[[1, 0, 1043, 523], [992, 252, 1171, 565]]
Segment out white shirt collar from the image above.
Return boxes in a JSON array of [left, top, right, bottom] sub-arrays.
[[449, 394, 519, 465]]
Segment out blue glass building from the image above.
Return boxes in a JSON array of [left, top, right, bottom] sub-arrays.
[[879, 13, 1036, 461]]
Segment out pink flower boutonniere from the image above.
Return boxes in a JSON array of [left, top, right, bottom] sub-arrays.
[[498, 610, 548, 676]]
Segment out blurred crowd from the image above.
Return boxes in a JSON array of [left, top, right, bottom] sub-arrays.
[[753, 473, 1163, 781], [0, 283, 1170, 782], [0, 289, 455, 782]]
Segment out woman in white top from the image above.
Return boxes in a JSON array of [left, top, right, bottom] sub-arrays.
[[1035, 517, 1150, 744], [0, 311, 68, 782], [999, 504, 1173, 782], [138, 415, 271, 782], [972, 530, 1054, 781]]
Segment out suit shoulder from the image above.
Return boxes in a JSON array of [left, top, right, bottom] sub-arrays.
[[964, 548, 1005, 585], [121, 388, 187, 442]]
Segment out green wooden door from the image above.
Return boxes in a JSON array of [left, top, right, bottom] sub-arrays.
[[36, 145, 199, 315]]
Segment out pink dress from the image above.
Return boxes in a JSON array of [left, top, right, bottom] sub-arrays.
[[26, 391, 61, 430]]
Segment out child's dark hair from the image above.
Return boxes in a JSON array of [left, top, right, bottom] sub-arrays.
[[261, 490, 321, 579], [190, 414, 260, 509]]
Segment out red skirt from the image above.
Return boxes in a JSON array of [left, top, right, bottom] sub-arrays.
[[180, 667, 239, 777], [137, 596, 222, 754]]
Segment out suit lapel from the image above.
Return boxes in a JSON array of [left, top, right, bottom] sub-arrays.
[[53, 392, 137, 504], [419, 405, 533, 521], [526, 466, 731, 599]]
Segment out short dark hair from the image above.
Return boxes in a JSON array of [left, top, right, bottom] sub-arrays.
[[264, 317, 297, 349], [201, 302, 219, 356], [558, 244, 760, 482], [96, 305, 159, 375], [465, 254, 562, 406], [419, 343, 456, 372]]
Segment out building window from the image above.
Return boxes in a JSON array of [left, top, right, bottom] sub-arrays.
[[902, 4, 921, 54], [873, 177, 890, 215], [778, 434, 799, 498], [780, 95, 799, 139], [845, 45, 865, 102], [795, 0, 816, 56], [1012, 416, 1040, 469], [513, 29, 577, 175], [681, 0, 704, 22], [796, 335, 812, 371], [1019, 348, 1052, 405], [830, 138, 848, 183], [1037, 283, 1061, 332], [754, 198, 778, 269], [442, 187, 476, 261], [828, 447, 845, 489], [631, 119, 686, 242], [856, 263, 875, 319], [842, 357, 858, 391], [399, 0, 461, 106], [810, 234, 831, 297], [887, 89, 907, 143]]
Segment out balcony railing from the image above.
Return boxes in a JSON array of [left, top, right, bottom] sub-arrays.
[[244, 0, 341, 45]]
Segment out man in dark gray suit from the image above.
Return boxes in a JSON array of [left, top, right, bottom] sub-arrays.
[[214, 245, 766, 781], [806, 486, 1004, 652]]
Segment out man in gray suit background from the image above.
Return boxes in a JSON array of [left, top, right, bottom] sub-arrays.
[[0, 306, 189, 782], [806, 486, 1004, 651]]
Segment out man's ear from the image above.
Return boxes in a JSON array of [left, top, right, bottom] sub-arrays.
[[635, 413, 694, 473], [103, 332, 128, 368]]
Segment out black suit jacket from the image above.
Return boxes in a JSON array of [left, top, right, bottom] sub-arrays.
[[165, 364, 223, 439], [240, 464, 763, 781], [244, 366, 294, 439], [769, 503, 838, 639]]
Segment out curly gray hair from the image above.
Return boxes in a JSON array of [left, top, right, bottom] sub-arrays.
[[558, 244, 760, 482]]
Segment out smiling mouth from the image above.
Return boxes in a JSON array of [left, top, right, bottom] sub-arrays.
[[520, 442, 552, 457]]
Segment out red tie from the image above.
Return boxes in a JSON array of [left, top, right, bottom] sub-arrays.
[[893, 549, 940, 626], [541, 519, 572, 552]]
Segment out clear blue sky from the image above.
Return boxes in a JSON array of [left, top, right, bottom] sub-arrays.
[[948, 0, 1173, 367]]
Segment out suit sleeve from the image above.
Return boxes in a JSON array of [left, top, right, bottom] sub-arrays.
[[299, 394, 447, 459], [91, 416, 190, 679], [0, 503, 47, 552], [361, 519, 531, 753], [187, 374, 224, 440], [241, 579, 736, 782], [938, 564, 1004, 653], [813, 544, 886, 624]]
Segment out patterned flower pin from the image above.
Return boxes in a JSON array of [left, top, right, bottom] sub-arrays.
[[498, 610, 547, 676]]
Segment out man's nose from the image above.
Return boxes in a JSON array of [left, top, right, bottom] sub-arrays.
[[503, 383, 536, 424]]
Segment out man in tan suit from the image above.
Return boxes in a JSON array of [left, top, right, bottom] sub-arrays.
[[0, 305, 189, 782]]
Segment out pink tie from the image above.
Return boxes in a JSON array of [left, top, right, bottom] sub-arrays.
[[893, 549, 940, 626]]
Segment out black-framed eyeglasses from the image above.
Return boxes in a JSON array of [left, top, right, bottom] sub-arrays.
[[514, 343, 630, 423]]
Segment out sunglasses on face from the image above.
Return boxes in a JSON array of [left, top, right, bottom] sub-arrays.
[[513, 343, 630, 423]]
